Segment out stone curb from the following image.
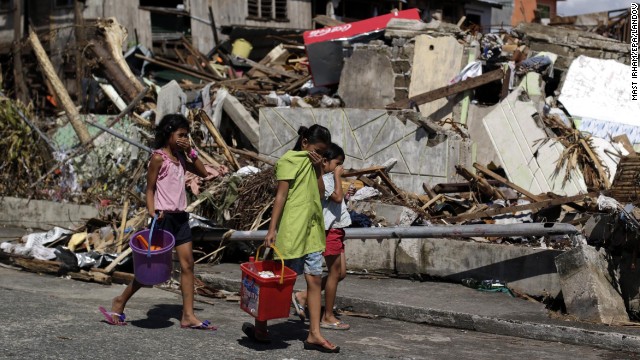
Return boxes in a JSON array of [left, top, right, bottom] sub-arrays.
[[198, 274, 640, 353]]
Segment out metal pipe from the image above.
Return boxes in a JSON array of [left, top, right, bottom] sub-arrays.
[[216, 223, 578, 242], [86, 121, 152, 153]]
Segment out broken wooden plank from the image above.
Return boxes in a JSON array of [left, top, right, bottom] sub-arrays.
[[135, 54, 219, 82], [421, 194, 443, 210], [456, 166, 506, 200], [234, 56, 303, 80], [473, 163, 542, 201], [29, 29, 91, 144], [197, 110, 241, 171], [442, 192, 596, 223], [228, 147, 275, 166], [343, 166, 386, 178], [116, 200, 130, 253], [13, 257, 112, 285], [313, 15, 345, 27], [387, 68, 504, 110], [377, 170, 402, 196], [580, 139, 612, 188], [103, 248, 132, 274], [433, 181, 501, 194]]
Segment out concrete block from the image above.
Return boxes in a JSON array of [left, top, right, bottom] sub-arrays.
[[394, 75, 410, 88], [391, 60, 411, 73], [338, 49, 395, 109], [555, 245, 629, 323], [353, 201, 418, 227], [0, 197, 100, 230], [394, 88, 409, 100]]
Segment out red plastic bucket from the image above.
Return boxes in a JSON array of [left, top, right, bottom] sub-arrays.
[[129, 216, 175, 286], [240, 245, 298, 321]]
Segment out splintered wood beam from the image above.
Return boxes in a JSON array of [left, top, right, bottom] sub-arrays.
[[29, 29, 91, 144], [441, 192, 597, 223], [198, 110, 241, 171], [386, 68, 504, 110], [342, 166, 386, 178], [473, 163, 542, 202]]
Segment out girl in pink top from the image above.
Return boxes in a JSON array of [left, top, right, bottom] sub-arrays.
[[100, 114, 214, 330]]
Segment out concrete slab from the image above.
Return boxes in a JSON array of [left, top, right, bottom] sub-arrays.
[[0, 197, 99, 230], [556, 245, 629, 323], [482, 88, 588, 196], [338, 48, 395, 108], [409, 36, 464, 121]]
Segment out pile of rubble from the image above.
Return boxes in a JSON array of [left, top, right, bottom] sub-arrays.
[[1, 10, 639, 323]]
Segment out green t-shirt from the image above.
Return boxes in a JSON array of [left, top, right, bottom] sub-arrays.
[[274, 150, 325, 259]]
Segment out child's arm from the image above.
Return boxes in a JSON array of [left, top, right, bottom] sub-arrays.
[[265, 180, 290, 247], [146, 154, 164, 218], [177, 139, 208, 178], [308, 151, 325, 195], [328, 165, 345, 203], [184, 154, 208, 178]]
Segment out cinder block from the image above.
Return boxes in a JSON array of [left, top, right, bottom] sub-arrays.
[[555, 245, 629, 323]]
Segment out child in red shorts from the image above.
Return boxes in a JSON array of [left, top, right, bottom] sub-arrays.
[[292, 143, 352, 330]]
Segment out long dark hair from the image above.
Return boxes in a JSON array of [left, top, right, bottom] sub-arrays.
[[154, 114, 190, 149], [293, 124, 331, 151], [324, 143, 345, 161]]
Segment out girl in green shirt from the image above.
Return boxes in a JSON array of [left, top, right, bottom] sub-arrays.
[[242, 124, 340, 353]]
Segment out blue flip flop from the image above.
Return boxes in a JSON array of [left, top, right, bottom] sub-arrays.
[[181, 320, 217, 331]]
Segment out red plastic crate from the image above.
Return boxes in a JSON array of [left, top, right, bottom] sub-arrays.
[[240, 257, 298, 321]]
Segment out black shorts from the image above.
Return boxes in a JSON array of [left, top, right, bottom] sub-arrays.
[[154, 212, 192, 247]]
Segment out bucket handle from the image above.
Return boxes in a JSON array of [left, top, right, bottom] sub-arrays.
[[255, 244, 286, 285], [147, 214, 158, 258]]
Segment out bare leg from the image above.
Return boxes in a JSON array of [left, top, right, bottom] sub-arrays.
[[305, 273, 331, 345], [322, 253, 346, 324], [111, 279, 143, 322], [175, 241, 205, 326]]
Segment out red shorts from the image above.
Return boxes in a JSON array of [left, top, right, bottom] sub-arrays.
[[323, 228, 345, 256]]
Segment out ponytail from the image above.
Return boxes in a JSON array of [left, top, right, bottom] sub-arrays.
[[293, 124, 331, 151]]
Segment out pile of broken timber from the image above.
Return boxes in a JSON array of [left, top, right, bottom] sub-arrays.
[[419, 162, 598, 225]]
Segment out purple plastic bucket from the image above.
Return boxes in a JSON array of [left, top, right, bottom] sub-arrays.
[[129, 227, 175, 286]]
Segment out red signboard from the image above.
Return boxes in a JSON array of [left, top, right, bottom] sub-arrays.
[[303, 9, 421, 45]]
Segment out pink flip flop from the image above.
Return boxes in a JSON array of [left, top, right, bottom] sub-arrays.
[[99, 306, 127, 326], [180, 320, 217, 331]]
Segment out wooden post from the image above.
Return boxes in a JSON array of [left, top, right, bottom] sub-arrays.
[[74, 0, 86, 106], [116, 200, 130, 253], [198, 110, 241, 171], [12, 0, 28, 104], [29, 29, 91, 144], [208, 6, 220, 48]]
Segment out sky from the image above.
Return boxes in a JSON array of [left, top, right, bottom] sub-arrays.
[[557, 0, 633, 16]]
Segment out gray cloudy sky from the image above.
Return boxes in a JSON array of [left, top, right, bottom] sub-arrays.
[[557, 0, 633, 16]]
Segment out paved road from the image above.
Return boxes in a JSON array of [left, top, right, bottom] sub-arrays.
[[0, 267, 636, 360]]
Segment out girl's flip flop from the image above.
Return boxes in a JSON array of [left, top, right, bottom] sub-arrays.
[[180, 320, 217, 331], [291, 292, 306, 321], [320, 321, 350, 330], [98, 306, 127, 326]]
